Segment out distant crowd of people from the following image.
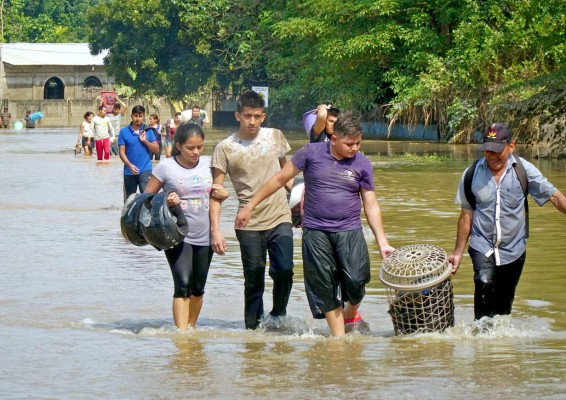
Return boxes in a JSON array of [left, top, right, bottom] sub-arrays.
[[75, 97, 208, 163]]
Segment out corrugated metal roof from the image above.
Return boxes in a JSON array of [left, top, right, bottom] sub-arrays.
[[0, 43, 108, 66]]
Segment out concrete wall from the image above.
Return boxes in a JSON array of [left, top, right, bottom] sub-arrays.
[[1, 59, 208, 127]]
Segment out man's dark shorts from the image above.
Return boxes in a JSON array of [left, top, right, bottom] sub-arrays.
[[302, 228, 370, 319], [81, 136, 93, 148]]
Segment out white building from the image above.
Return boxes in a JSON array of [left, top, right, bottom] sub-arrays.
[[0, 43, 113, 101]]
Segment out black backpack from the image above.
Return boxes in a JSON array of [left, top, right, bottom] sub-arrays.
[[463, 156, 529, 237]]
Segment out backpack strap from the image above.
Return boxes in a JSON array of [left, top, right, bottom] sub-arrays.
[[513, 156, 529, 238], [463, 159, 480, 210], [513, 156, 528, 197]]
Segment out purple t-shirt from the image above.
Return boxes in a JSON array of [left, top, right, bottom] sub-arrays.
[[291, 142, 375, 231]]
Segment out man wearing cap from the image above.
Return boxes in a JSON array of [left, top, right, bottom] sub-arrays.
[[448, 123, 566, 321]]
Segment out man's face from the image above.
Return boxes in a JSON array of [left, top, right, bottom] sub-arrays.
[[331, 134, 362, 159], [112, 107, 120, 115], [131, 112, 145, 126], [326, 115, 338, 134], [235, 107, 265, 137], [192, 108, 200, 118], [98, 108, 107, 117], [484, 142, 515, 173]]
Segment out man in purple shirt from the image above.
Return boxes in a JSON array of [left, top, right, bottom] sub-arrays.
[[236, 111, 395, 336]]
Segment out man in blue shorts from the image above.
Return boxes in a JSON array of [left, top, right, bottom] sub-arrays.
[[236, 111, 395, 336], [118, 105, 159, 201]]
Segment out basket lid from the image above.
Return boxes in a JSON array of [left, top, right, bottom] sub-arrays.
[[379, 244, 451, 291]]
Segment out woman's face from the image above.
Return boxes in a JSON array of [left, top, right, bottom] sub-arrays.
[[176, 135, 204, 166], [148, 116, 157, 125], [86, 114, 94, 122]]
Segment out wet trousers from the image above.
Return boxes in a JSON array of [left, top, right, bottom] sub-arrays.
[[95, 137, 110, 161], [469, 247, 526, 320], [123, 170, 152, 202], [165, 242, 213, 298], [235, 223, 294, 329], [110, 139, 119, 156]]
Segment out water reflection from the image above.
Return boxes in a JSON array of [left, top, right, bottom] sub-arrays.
[[300, 338, 371, 396], [169, 335, 210, 383], [239, 341, 298, 395]]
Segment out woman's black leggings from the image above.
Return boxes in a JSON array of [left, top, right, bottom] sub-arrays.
[[165, 242, 213, 298]]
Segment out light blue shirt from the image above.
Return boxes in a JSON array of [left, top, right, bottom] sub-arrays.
[[455, 154, 557, 265]]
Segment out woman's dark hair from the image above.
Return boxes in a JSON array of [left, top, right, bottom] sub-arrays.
[[171, 122, 205, 156], [84, 111, 94, 119]]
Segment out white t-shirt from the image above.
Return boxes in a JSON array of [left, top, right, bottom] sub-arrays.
[[92, 115, 115, 140], [81, 121, 94, 138], [180, 110, 192, 123], [108, 113, 123, 136], [151, 155, 213, 246]]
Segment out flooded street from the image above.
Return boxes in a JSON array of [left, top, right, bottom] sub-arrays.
[[1, 127, 565, 399]]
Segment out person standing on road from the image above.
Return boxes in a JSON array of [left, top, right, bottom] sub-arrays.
[[145, 122, 228, 330], [92, 105, 115, 161]]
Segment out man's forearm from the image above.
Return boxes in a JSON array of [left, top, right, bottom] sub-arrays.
[[453, 209, 472, 255], [209, 197, 223, 232]]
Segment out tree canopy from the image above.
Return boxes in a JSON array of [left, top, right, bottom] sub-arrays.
[[1, 0, 103, 42], [3, 0, 564, 148], [85, 0, 564, 143]]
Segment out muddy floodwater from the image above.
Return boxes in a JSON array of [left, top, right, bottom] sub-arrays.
[[1, 127, 565, 399]]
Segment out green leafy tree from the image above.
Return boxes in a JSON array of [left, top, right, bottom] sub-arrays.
[[174, 0, 286, 96], [87, 0, 214, 99], [85, 0, 565, 152], [1, 0, 103, 42]]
